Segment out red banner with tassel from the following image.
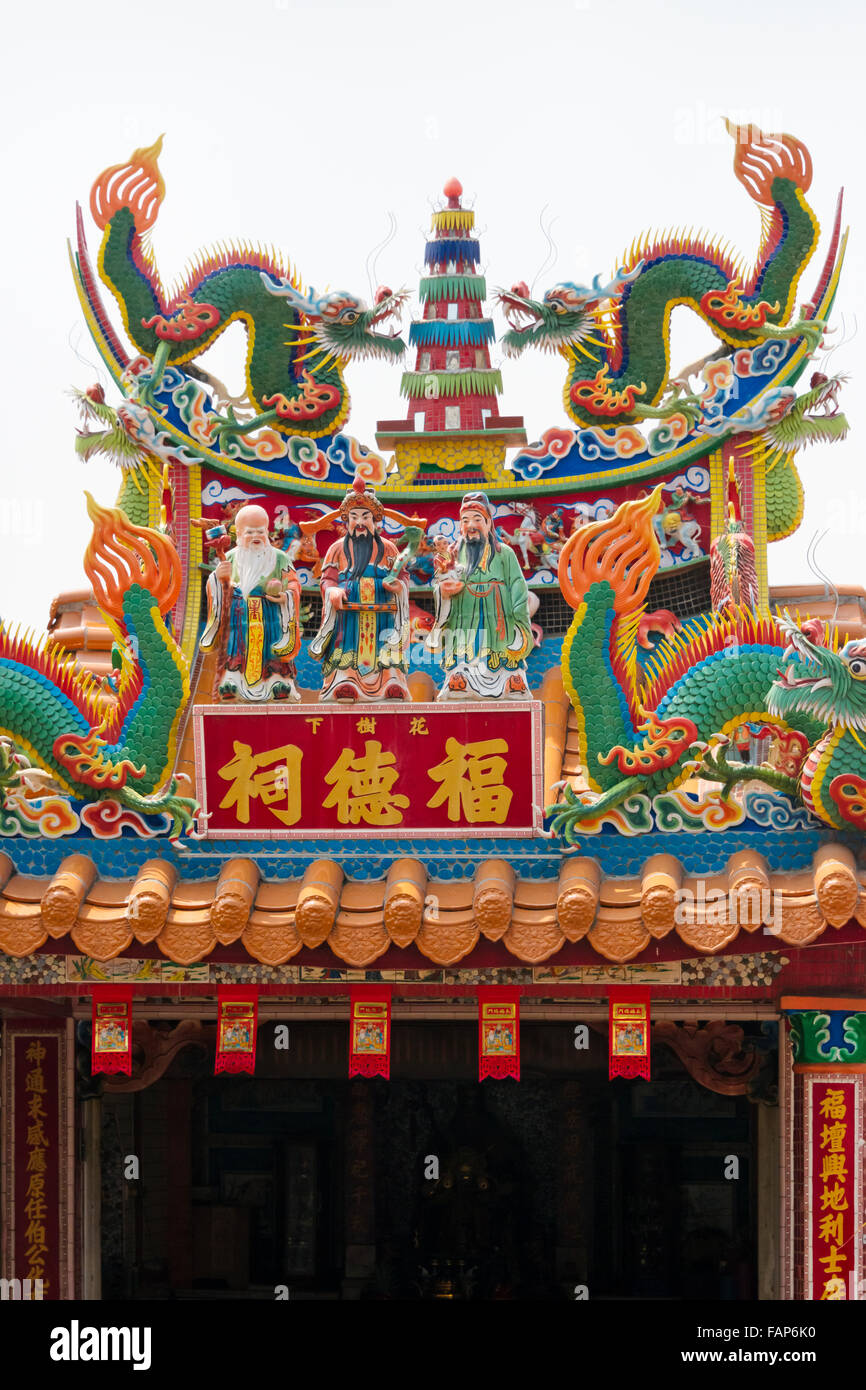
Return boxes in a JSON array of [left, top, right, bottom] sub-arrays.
[[609, 987, 651, 1080], [349, 987, 391, 1078], [215, 985, 259, 1074], [478, 987, 520, 1081], [91, 987, 133, 1075]]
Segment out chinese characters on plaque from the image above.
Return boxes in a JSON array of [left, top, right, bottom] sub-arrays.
[[194, 702, 541, 838]]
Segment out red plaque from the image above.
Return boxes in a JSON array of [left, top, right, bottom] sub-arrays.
[[194, 700, 542, 838]]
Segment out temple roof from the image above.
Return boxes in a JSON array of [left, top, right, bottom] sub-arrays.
[[46, 588, 113, 678], [0, 844, 861, 970], [769, 584, 866, 641]]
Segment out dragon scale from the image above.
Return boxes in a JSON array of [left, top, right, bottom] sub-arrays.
[[550, 490, 838, 840]]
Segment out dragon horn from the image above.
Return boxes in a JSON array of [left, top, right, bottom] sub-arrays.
[[260, 273, 321, 316]]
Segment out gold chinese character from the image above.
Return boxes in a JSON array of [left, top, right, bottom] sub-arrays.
[[23, 1195, 48, 1222], [409, 717, 429, 736], [323, 741, 408, 826], [820, 1121, 847, 1152], [427, 737, 512, 823], [820, 1152, 848, 1183], [821, 1276, 847, 1300], [820, 1182, 849, 1212], [26, 1149, 47, 1175], [818, 1212, 845, 1245], [23, 1220, 46, 1248], [217, 741, 303, 826], [24, 1070, 46, 1095], [818, 1245, 847, 1275], [27, 1094, 47, 1121], [819, 1088, 847, 1120], [25, 1042, 46, 1063], [356, 716, 377, 734], [305, 717, 323, 734]]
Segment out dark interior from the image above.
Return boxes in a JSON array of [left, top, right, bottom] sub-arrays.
[[99, 1020, 761, 1300]]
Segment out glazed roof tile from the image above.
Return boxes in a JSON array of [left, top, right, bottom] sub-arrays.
[[0, 847, 862, 969]]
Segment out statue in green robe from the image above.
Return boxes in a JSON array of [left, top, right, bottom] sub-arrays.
[[430, 492, 532, 700]]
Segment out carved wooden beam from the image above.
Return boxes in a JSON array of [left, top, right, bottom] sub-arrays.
[[653, 1020, 763, 1095], [102, 1020, 209, 1092]]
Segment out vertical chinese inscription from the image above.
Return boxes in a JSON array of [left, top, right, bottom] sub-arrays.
[[8, 1030, 62, 1298], [22, 1039, 51, 1291]]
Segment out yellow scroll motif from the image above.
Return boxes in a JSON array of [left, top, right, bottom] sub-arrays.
[[244, 597, 265, 688]]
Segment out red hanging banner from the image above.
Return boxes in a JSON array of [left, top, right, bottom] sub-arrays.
[[91, 987, 133, 1075], [215, 985, 259, 1074], [349, 987, 391, 1078], [6, 1025, 69, 1297], [806, 1078, 861, 1299], [608, 988, 651, 1080], [478, 987, 520, 1081]]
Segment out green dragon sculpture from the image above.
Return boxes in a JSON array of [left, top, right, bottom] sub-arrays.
[[89, 137, 407, 441], [548, 488, 866, 842], [70, 383, 161, 527], [500, 122, 824, 427], [0, 497, 197, 837]]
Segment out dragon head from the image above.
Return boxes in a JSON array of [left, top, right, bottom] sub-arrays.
[[261, 276, 407, 362], [499, 265, 642, 358], [768, 614, 866, 732]]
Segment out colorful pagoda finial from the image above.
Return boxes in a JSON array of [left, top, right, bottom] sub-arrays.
[[377, 180, 525, 485]]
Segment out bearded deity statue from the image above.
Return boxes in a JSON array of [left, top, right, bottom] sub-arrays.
[[431, 492, 533, 700], [200, 503, 301, 701], [308, 478, 415, 702]]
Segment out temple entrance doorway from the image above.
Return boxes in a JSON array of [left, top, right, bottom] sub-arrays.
[[96, 1018, 770, 1300]]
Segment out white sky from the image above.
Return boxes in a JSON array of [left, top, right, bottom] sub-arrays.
[[1, 0, 864, 631]]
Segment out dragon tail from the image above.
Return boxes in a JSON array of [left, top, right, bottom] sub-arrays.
[[90, 138, 168, 355], [725, 122, 819, 319]]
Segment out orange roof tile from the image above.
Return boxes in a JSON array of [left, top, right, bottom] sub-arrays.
[[0, 846, 862, 968]]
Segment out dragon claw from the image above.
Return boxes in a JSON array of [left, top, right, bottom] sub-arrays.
[[633, 392, 703, 427], [135, 379, 165, 415], [774, 314, 826, 351], [209, 407, 246, 442]]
